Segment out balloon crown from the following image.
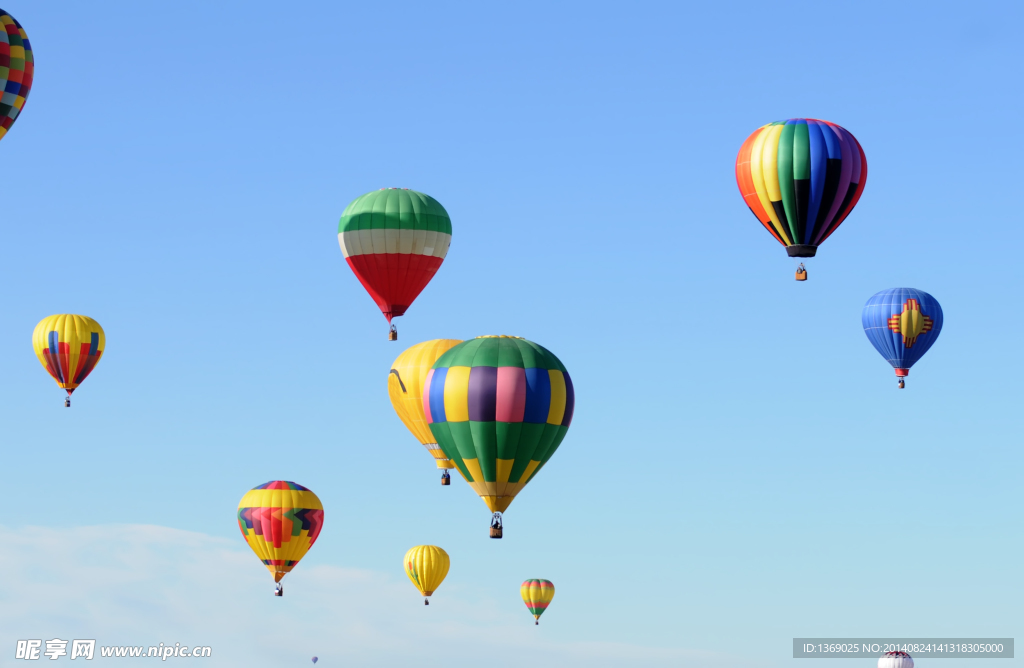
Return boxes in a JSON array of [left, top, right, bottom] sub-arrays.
[[476, 335, 524, 339], [379, 187, 410, 190]]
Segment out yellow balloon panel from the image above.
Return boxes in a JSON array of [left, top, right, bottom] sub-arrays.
[[403, 545, 449, 597], [32, 314, 106, 392], [237, 482, 324, 583], [389, 339, 462, 467]]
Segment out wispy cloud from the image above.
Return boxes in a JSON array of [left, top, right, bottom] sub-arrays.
[[0, 524, 745, 667]]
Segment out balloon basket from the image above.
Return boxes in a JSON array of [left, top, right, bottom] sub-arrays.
[[795, 269, 807, 281], [441, 476, 450, 486], [489, 526, 503, 539], [64, 398, 71, 407], [535, 621, 539, 626], [388, 324, 398, 341], [424, 599, 429, 606], [898, 379, 905, 389]]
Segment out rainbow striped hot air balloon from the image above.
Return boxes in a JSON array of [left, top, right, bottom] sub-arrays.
[[338, 188, 452, 340], [736, 119, 867, 280], [423, 336, 574, 537], [237, 481, 324, 595], [521, 579, 555, 625]]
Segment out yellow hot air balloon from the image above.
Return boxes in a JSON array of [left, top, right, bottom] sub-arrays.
[[521, 579, 555, 625], [403, 545, 449, 605], [32, 314, 106, 407], [389, 339, 463, 484], [237, 481, 324, 596]]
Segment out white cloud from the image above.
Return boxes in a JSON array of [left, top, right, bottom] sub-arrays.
[[0, 525, 745, 667]]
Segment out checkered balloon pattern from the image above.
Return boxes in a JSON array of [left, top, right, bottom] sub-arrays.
[[0, 8, 32, 141]]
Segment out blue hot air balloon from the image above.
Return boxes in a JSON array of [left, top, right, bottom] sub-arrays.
[[311, 658, 318, 664], [862, 288, 943, 388]]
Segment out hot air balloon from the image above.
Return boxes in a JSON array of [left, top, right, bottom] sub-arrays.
[[237, 481, 324, 596], [389, 339, 464, 484], [736, 119, 867, 280], [338, 188, 452, 340], [32, 315, 105, 407], [0, 8, 33, 143], [863, 288, 942, 388], [878, 651, 913, 668], [521, 579, 555, 625], [311, 658, 318, 665], [424, 336, 574, 537], [404, 545, 449, 605]]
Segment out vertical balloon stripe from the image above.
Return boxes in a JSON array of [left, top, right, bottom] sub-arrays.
[[467, 366, 498, 421], [561, 372, 574, 427], [523, 368, 551, 424], [760, 124, 784, 202], [735, 127, 782, 243], [427, 367, 447, 423], [791, 120, 811, 243], [820, 137, 868, 244], [748, 126, 792, 244], [819, 125, 854, 236], [776, 121, 799, 243], [443, 366, 471, 422], [47, 331, 64, 382], [546, 370, 566, 425], [495, 366, 527, 422], [804, 121, 828, 243]]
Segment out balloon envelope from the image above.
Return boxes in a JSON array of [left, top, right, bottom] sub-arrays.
[[878, 651, 913, 668], [404, 545, 449, 597], [311, 658, 318, 664], [389, 339, 463, 469], [32, 314, 106, 395], [0, 9, 33, 141], [736, 119, 866, 256], [521, 579, 555, 622], [862, 288, 943, 377], [423, 336, 574, 514], [237, 481, 324, 583], [338, 188, 452, 324]]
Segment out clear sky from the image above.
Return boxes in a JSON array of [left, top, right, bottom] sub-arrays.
[[0, 1, 1021, 666]]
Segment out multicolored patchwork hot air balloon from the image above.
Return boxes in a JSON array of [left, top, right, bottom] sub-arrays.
[[862, 288, 943, 389], [389, 339, 464, 483], [0, 9, 33, 142], [32, 314, 105, 407], [338, 188, 452, 340], [736, 119, 867, 280], [423, 336, 574, 537], [521, 579, 555, 625], [403, 545, 450, 605], [237, 481, 324, 596]]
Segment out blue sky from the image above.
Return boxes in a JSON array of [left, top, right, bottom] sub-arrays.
[[0, 1, 1021, 666]]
